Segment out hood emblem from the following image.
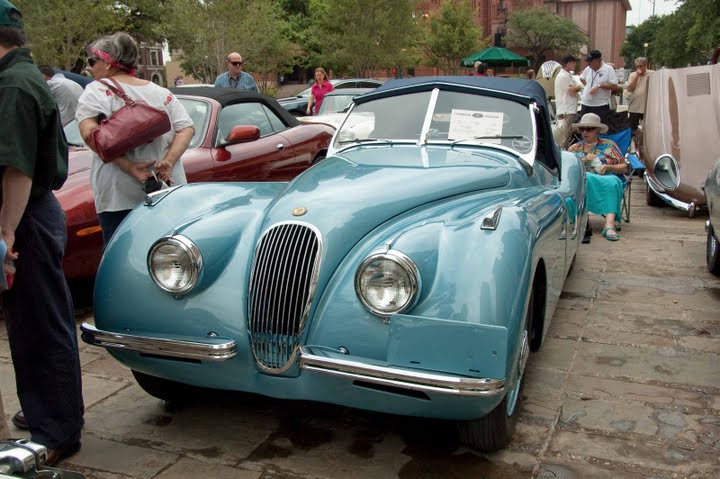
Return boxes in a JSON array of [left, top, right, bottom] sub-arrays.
[[292, 207, 308, 216]]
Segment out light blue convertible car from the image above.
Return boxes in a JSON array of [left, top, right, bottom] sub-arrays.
[[81, 77, 586, 451]]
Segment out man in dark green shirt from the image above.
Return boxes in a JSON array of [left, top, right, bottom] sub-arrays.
[[0, 0, 83, 465]]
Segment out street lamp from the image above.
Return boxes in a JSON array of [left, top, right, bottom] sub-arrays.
[[643, 42, 649, 58]]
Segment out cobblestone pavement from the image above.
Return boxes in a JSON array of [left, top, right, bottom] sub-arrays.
[[1, 182, 718, 478]]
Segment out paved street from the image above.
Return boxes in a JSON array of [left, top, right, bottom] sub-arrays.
[[1, 181, 718, 479]]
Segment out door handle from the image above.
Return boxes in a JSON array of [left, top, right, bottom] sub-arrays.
[[276, 143, 285, 151]]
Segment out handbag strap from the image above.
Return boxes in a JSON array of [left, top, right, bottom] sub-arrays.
[[98, 78, 136, 106]]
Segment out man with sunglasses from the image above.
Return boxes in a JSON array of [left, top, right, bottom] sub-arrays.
[[214, 52, 257, 91]]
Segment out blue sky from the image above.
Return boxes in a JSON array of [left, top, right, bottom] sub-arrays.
[[628, 0, 680, 25]]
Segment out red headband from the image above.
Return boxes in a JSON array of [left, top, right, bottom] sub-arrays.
[[92, 48, 136, 76]]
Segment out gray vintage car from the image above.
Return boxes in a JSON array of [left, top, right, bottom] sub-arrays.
[[642, 63, 720, 216], [706, 159, 720, 276]]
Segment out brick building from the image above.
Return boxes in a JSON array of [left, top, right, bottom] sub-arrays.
[[416, 0, 631, 68], [136, 43, 166, 85]]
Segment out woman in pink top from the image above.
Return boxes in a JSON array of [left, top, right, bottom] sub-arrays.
[[306, 67, 333, 115]]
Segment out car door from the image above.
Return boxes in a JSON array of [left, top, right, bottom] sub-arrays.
[[210, 102, 298, 182], [176, 97, 215, 182]]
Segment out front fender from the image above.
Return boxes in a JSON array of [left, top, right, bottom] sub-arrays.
[[305, 193, 537, 382]]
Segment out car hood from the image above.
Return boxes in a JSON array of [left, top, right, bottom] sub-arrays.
[[258, 146, 512, 276]]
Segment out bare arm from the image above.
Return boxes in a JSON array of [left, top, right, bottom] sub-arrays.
[[306, 96, 314, 115], [0, 167, 32, 260], [626, 72, 640, 92], [155, 127, 195, 183], [78, 117, 100, 153]]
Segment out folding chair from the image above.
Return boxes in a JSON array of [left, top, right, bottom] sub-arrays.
[[599, 128, 646, 226]]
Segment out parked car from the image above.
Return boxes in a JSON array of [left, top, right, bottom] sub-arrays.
[[642, 63, 720, 216], [297, 88, 375, 129], [55, 87, 335, 280], [705, 159, 720, 276], [80, 76, 586, 452], [277, 78, 383, 116]]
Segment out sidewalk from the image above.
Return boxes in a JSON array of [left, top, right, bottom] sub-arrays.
[[1, 181, 718, 478]]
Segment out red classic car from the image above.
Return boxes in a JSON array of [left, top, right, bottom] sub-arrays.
[[55, 87, 335, 280]]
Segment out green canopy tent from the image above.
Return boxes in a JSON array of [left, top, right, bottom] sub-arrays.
[[461, 47, 530, 68]]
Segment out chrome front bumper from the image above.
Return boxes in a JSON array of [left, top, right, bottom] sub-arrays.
[[299, 346, 506, 397], [80, 323, 237, 361], [645, 176, 696, 214], [81, 324, 508, 397]]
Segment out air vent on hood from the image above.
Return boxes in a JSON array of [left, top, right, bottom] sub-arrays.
[[687, 73, 710, 97]]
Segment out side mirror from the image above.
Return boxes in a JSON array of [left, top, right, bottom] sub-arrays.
[[225, 125, 261, 145]]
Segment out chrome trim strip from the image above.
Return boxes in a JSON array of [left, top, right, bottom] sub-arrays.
[[646, 177, 692, 211], [144, 184, 183, 206], [299, 346, 505, 397], [481, 206, 503, 230], [80, 323, 237, 361], [248, 221, 323, 374]]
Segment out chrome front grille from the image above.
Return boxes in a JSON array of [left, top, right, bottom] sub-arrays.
[[248, 223, 321, 373]]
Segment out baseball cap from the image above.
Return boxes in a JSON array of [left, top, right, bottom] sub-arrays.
[[586, 50, 602, 62], [0, 0, 22, 28]]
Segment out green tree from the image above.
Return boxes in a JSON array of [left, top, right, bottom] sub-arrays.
[[504, 7, 587, 71], [165, 0, 295, 94], [683, 0, 720, 55], [620, 16, 664, 67], [14, 0, 122, 70], [422, 0, 486, 75], [309, 0, 419, 77]]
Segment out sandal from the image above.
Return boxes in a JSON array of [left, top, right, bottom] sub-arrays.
[[602, 227, 619, 241]]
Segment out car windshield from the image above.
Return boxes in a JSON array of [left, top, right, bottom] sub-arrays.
[[64, 120, 84, 146], [317, 94, 356, 114], [333, 89, 535, 157], [178, 98, 210, 149]]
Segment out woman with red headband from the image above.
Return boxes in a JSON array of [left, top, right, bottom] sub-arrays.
[[76, 32, 195, 246]]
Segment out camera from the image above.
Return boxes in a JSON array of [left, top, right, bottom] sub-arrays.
[[142, 173, 169, 194]]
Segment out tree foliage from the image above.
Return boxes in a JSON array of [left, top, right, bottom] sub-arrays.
[[505, 7, 587, 71], [422, 0, 486, 75], [620, 16, 664, 67], [164, 0, 295, 93], [14, 0, 120, 70], [620, 0, 719, 68], [308, 0, 420, 77]]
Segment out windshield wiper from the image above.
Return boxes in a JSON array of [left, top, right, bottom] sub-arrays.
[[337, 138, 393, 145], [450, 135, 525, 147]]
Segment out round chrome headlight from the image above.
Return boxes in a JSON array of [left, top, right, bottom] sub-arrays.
[[654, 154, 680, 191], [355, 251, 420, 317], [148, 235, 202, 294]]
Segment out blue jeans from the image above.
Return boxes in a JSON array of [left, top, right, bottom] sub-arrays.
[[97, 209, 131, 249]]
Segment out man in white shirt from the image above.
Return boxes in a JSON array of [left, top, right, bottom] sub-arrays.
[[553, 55, 583, 149], [38, 66, 83, 127], [579, 50, 620, 125]]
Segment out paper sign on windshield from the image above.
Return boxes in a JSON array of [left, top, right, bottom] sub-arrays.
[[448, 110, 504, 143]]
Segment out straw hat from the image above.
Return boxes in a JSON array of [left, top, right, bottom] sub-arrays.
[[572, 113, 608, 133]]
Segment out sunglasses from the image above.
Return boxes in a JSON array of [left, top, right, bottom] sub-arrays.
[[229, 61, 243, 67], [578, 127, 597, 132], [88, 57, 100, 67]]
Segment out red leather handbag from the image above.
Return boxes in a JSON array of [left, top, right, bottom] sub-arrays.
[[91, 78, 172, 163]]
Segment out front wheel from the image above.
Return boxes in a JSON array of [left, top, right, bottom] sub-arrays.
[[457, 290, 533, 451], [707, 226, 720, 276], [646, 186, 665, 207]]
